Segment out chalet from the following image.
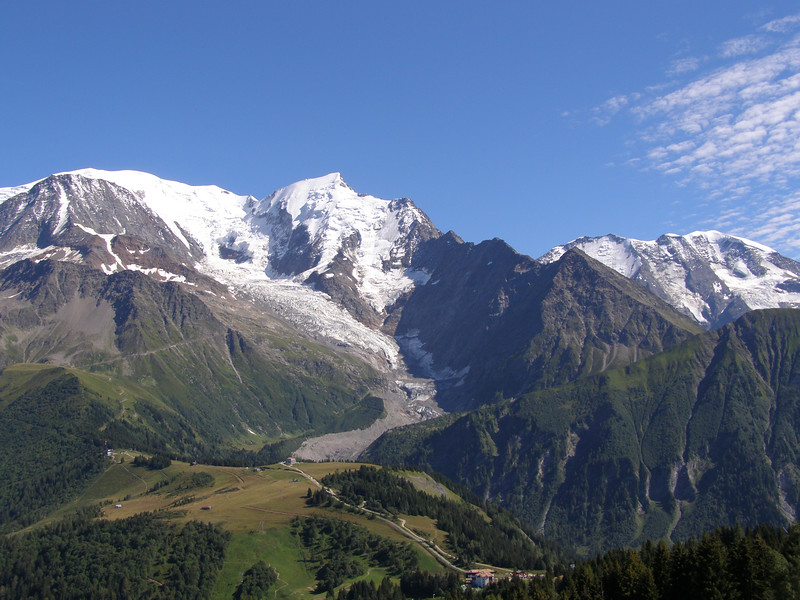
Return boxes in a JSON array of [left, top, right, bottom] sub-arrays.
[[283, 457, 296, 466], [466, 569, 495, 588]]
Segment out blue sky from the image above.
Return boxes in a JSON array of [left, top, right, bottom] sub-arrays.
[[3, 2, 800, 258]]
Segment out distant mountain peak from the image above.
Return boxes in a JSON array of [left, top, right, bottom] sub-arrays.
[[263, 172, 351, 221], [541, 230, 800, 327], [0, 168, 441, 324]]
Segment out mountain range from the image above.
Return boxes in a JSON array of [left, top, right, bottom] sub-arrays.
[[1, 168, 799, 552]]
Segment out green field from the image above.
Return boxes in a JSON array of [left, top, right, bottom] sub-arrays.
[[45, 458, 447, 598]]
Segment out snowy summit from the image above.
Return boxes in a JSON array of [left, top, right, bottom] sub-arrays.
[[541, 231, 800, 327]]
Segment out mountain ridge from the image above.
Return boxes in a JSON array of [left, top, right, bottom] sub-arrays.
[[5, 170, 800, 336], [541, 230, 800, 328]]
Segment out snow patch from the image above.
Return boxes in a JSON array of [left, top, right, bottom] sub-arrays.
[[53, 180, 70, 236], [396, 329, 470, 383], [75, 224, 124, 270]]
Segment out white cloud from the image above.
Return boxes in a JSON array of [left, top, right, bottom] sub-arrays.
[[598, 13, 800, 256], [719, 35, 768, 58], [592, 93, 640, 125], [761, 14, 800, 33]]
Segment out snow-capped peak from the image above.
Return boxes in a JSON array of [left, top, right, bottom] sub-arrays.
[[266, 172, 349, 225], [257, 172, 358, 241], [57, 168, 253, 252], [0, 168, 440, 321], [540, 230, 800, 327], [251, 172, 438, 310]]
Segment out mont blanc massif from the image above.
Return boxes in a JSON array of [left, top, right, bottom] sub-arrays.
[[2, 169, 800, 567]]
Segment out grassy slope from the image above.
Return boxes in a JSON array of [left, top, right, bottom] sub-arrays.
[[43, 459, 445, 599], [0, 361, 389, 532]]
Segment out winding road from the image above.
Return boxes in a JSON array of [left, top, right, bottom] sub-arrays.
[[287, 464, 466, 573]]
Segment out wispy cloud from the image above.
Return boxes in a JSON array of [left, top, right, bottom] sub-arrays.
[[762, 14, 800, 33], [667, 57, 702, 76], [719, 35, 768, 58], [732, 193, 800, 254], [592, 93, 640, 125], [598, 12, 800, 256]]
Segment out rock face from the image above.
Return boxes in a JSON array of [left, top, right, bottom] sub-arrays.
[[392, 235, 702, 411], [0, 174, 201, 273], [541, 231, 800, 328]]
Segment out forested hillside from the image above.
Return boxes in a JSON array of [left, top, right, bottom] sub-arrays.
[[0, 509, 229, 598], [320, 466, 566, 569], [367, 308, 800, 554], [330, 522, 800, 600]]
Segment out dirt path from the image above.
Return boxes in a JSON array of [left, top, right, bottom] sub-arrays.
[[242, 505, 303, 518], [214, 466, 246, 487], [290, 464, 465, 573], [120, 464, 148, 494], [84, 333, 220, 367], [273, 576, 288, 599]]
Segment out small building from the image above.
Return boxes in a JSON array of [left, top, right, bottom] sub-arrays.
[[201, 506, 212, 510], [114, 504, 123, 508], [283, 457, 296, 466], [466, 570, 495, 589]]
